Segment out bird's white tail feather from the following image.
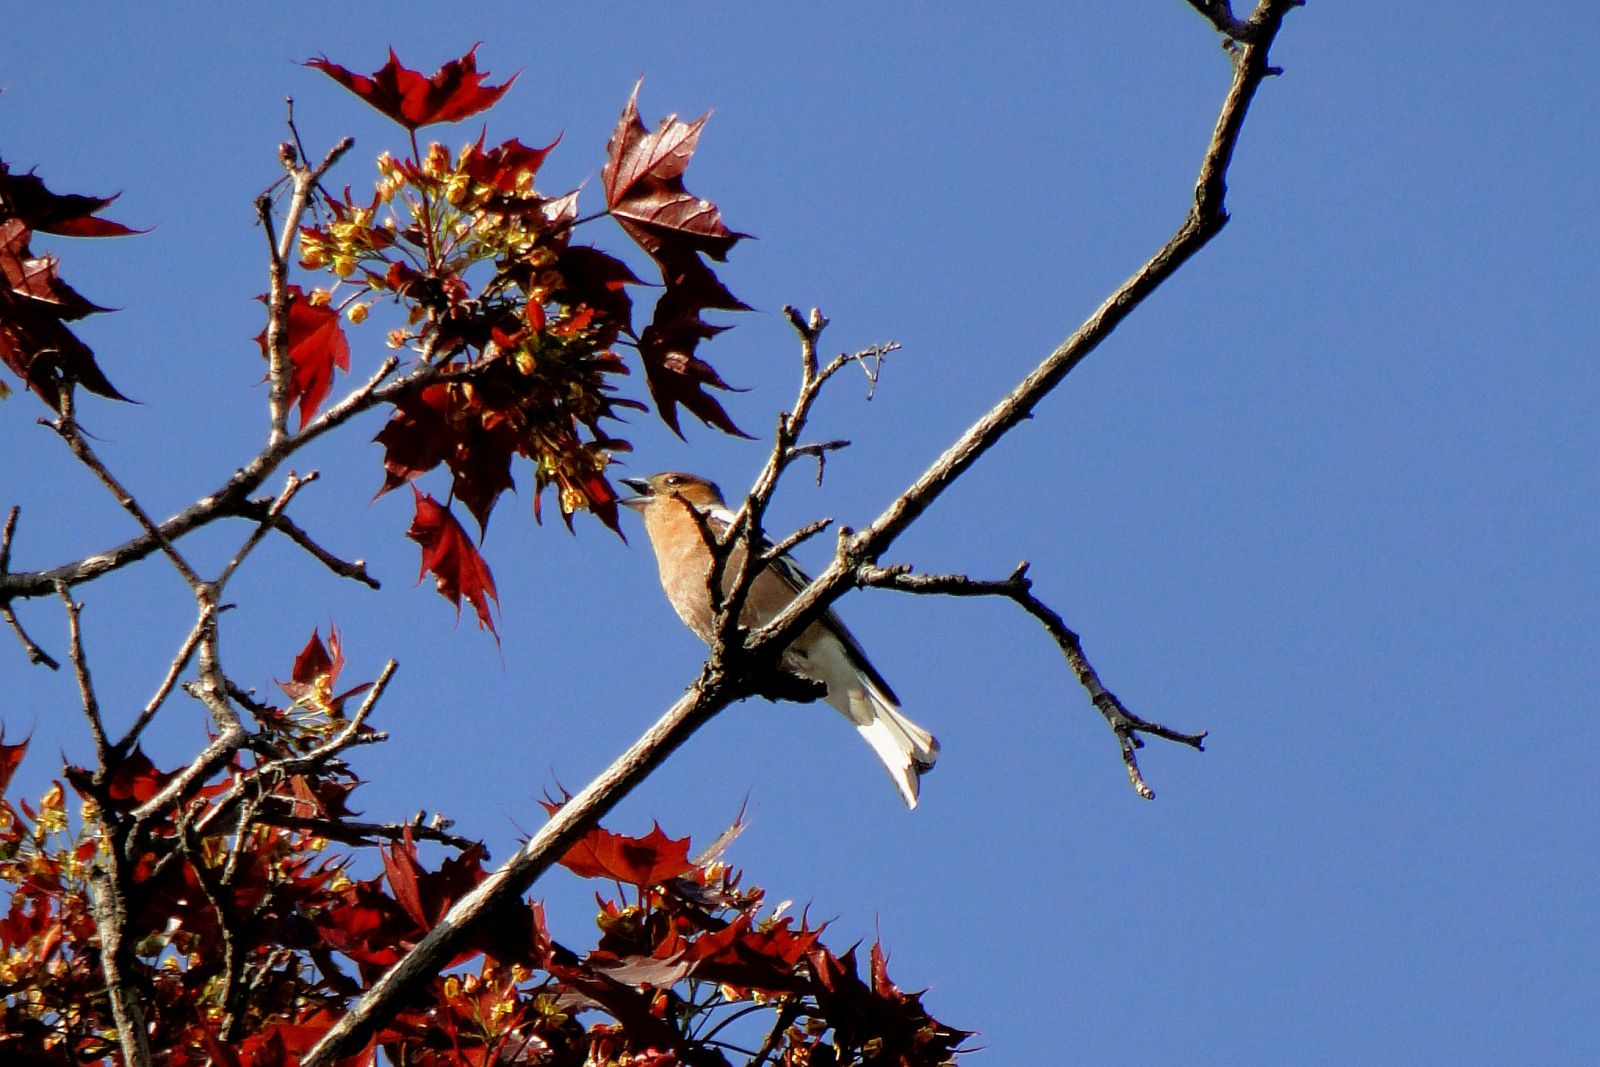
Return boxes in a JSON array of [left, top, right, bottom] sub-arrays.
[[849, 688, 940, 809]]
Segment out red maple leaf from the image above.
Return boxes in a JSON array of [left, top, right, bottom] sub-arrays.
[[0, 162, 136, 408], [602, 83, 746, 263], [276, 626, 372, 712], [0, 731, 27, 795], [0, 167, 143, 237], [255, 285, 350, 430], [558, 821, 695, 887], [636, 282, 749, 438], [406, 488, 500, 638], [599, 86, 750, 437], [307, 46, 518, 131], [375, 381, 518, 534]]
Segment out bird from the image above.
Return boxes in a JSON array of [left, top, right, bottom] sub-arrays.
[[619, 471, 939, 807]]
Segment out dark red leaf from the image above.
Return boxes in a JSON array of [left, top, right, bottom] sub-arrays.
[[558, 822, 695, 887], [405, 488, 500, 638], [0, 731, 27, 795], [254, 285, 350, 430], [460, 131, 560, 195], [0, 213, 129, 408], [602, 83, 746, 262], [0, 167, 143, 237], [307, 46, 517, 130], [636, 283, 749, 439]]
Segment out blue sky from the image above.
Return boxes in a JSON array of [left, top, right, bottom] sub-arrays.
[[3, 3, 1597, 1064]]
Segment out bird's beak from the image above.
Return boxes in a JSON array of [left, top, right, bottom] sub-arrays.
[[618, 477, 652, 510]]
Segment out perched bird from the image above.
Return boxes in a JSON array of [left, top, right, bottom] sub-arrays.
[[619, 472, 939, 807]]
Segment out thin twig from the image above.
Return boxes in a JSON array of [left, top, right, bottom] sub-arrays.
[[0, 507, 56, 668], [762, 518, 834, 564], [260, 813, 479, 852], [56, 582, 112, 770], [47, 385, 204, 591], [214, 471, 315, 591], [858, 563, 1206, 798], [237, 501, 380, 588], [116, 609, 210, 756]]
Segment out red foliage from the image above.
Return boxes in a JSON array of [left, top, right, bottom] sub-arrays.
[[2, 665, 971, 1065], [254, 285, 351, 429], [0, 162, 137, 408], [406, 488, 500, 637], [306, 46, 517, 131], [603, 84, 752, 437]]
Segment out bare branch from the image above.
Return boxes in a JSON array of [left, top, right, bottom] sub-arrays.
[[47, 385, 204, 591], [213, 471, 315, 591], [0, 351, 414, 603], [56, 581, 112, 770], [746, 2, 1299, 683], [262, 134, 355, 446], [1, 509, 58, 668], [0, 603, 56, 669], [260, 813, 480, 853], [116, 611, 209, 756], [1186, 0, 1300, 43], [237, 499, 380, 588], [858, 563, 1206, 798], [88, 862, 153, 1067]]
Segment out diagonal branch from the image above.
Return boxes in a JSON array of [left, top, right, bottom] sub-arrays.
[[746, 0, 1299, 691], [302, 5, 1300, 1059], [1, 506, 60, 669], [47, 385, 204, 591], [857, 563, 1205, 798]]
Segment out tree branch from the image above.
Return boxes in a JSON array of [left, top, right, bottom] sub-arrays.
[[56, 582, 112, 771], [745, 0, 1298, 700], [858, 563, 1205, 798], [1, 506, 59, 669], [262, 135, 354, 446], [47, 385, 204, 592], [301, 5, 1300, 1057]]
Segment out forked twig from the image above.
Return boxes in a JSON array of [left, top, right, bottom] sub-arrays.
[[858, 563, 1206, 798]]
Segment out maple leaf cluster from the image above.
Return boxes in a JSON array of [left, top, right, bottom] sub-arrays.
[[0, 161, 138, 408], [261, 47, 753, 634], [0, 631, 969, 1067]]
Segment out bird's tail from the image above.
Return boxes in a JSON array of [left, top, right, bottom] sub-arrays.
[[849, 686, 940, 809]]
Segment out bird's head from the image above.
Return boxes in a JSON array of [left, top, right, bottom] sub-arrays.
[[618, 472, 727, 512]]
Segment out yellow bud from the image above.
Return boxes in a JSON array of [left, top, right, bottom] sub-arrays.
[[306, 288, 332, 307], [386, 329, 409, 349], [332, 255, 356, 278], [346, 303, 370, 325]]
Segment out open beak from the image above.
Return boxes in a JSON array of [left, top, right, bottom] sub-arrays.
[[618, 477, 652, 510]]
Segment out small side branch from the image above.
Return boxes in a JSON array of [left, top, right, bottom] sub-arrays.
[[237, 498, 380, 588], [56, 582, 112, 770], [47, 387, 204, 591], [261, 134, 355, 445], [1, 508, 58, 668], [858, 563, 1206, 799]]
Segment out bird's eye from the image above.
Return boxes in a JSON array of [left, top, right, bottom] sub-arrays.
[[662, 474, 683, 487]]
